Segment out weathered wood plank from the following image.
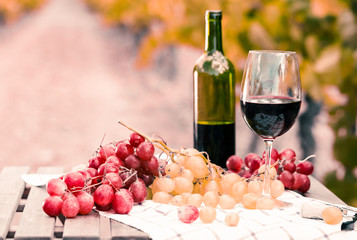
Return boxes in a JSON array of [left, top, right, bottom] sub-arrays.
[[15, 167, 63, 240], [63, 210, 100, 240], [0, 166, 30, 240], [111, 220, 150, 240]]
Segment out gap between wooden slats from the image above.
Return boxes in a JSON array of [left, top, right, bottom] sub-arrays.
[[0, 167, 30, 240], [14, 167, 63, 240]]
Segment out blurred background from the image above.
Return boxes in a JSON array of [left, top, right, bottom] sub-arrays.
[[0, 0, 356, 206]]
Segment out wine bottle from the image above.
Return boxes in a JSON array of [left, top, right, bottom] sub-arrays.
[[193, 10, 236, 168]]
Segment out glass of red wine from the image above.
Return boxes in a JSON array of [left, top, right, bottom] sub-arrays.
[[240, 50, 302, 200]]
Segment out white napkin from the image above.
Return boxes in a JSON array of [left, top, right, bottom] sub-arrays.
[[21, 174, 61, 187], [97, 191, 357, 240]]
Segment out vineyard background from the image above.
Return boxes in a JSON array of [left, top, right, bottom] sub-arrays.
[[0, 0, 356, 206]]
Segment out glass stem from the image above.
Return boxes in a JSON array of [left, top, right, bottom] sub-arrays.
[[263, 139, 274, 197]]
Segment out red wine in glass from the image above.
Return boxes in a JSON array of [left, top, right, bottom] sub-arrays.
[[240, 96, 301, 139]]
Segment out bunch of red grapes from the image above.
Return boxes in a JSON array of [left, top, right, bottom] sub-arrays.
[[226, 148, 314, 193], [42, 132, 160, 218]]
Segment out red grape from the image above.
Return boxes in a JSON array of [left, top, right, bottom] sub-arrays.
[[115, 142, 134, 161], [139, 172, 154, 187], [97, 163, 119, 177], [120, 171, 137, 189], [112, 189, 134, 214], [76, 191, 94, 215], [93, 184, 114, 207], [298, 174, 311, 193], [226, 155, 243, 172], [102, 172, 123, 189], [279, 171, 295, 189], [42, 196, 63, 217], [178, 205, 199, 224], [62, 196, 80, 218], [141, 156, 159, 176], [262, 148, 279, 161], [279, 148, 296, 162], [129, 132, 145, 148], [64, 172, 85, 191], [47, 178, 67, 196], [88, 157, 101, 169], [291, 172, 303, 191], [124, 154, 141, 170], [129, 179, 147, 203], [249, 157, 261, 172], [296, 161, 314, 175], [106, 156, 124, 168], [136, 142, 155, 161], [283, 161, 296, 173], [98, 144, 116, 163], [244, 153, 259, 168]]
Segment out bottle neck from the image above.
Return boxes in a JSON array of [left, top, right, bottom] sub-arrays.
[[205, 18, 223, 53]]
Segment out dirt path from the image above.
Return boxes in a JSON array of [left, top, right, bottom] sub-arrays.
[[0, 0, 336, 179]]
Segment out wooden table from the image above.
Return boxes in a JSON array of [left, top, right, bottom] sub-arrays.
[[0, 166, 347, 240]]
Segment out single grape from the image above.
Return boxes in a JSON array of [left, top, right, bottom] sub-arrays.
[[156, 177, 175, 193], [76, 191, 94, 215], [279, 171, 295, 189], [296, 161, 314, 175], [185, 156, 209, 179], [256, 197, 275, 210], [115, 142, 134, 161], [42, 196, 63, 217], [165, 162, 181, 178], [199, 206, 216, 223], [225, 212, 239, 226], [88, 157, 101, 169], [112, 188, 134, 214], [97, 163, 119, 177], [283, 161, 296, 173], [137, 142, 155, 161], [47, 178, 67, 196], [98, 144, 116, 162], [102, 172, 123, 190], [119, 170, 137, 189], [231, 181, 247, 203], [226, 155, 243, 172], [129, 132, 145, 148], [244, 153, 259, 169], [270, 179, 285, 198], [279, 148, 296, 162], [141, 156, 159, 176], [203, 191, 219, 208], [220, 172, 241, 195], [93, 184, 114, 207], [64, 171, 85, 191], [291, 172, 303, 191], [242, 193, 258, 209], [124, 154, 141, 170], [249, 157, 262, 172], [219, 195, 236, 209], [152, 191, 172, 204], [62, 196, 80, 218], [174, 177, 193, 194], [170, 195, 186, 206], [106, 156, 124, 168], [179, 169, 194, 182], [204, 180, 220, 194], [178, 205, 199, 224], [322, 207, 343, 225], [186, 193, 203, 208], [129, 179, 147, 203], [247, 179, 263, 195], [298, 174, 311, 193]]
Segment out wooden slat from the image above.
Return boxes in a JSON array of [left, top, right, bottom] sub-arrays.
[[111, 220, 150, 240], [63, 210, 100, 240], [15, 167, 63, 240], [0, 166, 30, 240]]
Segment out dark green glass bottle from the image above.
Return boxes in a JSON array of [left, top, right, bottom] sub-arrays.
[[193, 10, 236, 168]]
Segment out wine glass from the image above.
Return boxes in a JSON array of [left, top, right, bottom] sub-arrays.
[[240, 50, 302, 200]]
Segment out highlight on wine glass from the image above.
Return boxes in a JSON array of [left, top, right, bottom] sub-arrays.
[[240, 50, 302, 201]]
